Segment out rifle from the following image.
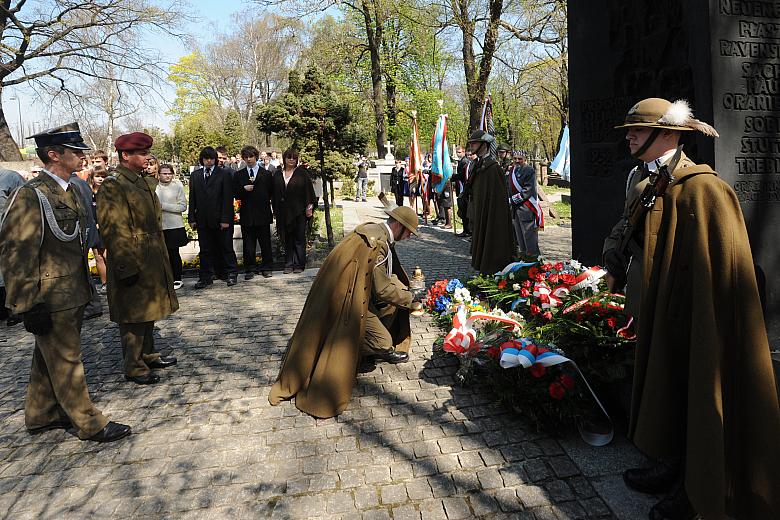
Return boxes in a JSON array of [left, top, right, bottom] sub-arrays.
[[610, 145, 683, 286]]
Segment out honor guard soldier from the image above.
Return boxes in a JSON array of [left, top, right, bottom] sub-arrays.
[[0, 123, 130, 442], [97, 132, 179, 385], [606, 98, 780, 520]]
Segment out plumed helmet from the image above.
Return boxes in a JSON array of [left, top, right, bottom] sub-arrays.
[[466, 130, 496, 145], [615, 98, 719, 137]]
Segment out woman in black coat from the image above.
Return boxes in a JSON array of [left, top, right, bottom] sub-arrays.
[[273, 149, 315, 273]]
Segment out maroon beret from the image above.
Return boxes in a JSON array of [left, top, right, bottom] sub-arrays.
[[114, 132, 153, 151]]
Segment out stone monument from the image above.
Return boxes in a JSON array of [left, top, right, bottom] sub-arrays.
[[568, 0, 780, 346], [375, 141, 396, 194]]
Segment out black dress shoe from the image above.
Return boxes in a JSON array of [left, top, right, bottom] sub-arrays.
[[88, 421, 131, 443], [28, 418, 71, 434], [244, 272, 255, 281], [623, 461, 680, 495], [373, 349, 409, 364], [455, 231, 471, 237], [649, 478, 697, 520], [261, 271, 272, 278], [6, 315, 22, 326], [194, 279, 212, 289], [226, 277, 238, 286], [147, 356, 177, 369], [125, 372, 160, 385]]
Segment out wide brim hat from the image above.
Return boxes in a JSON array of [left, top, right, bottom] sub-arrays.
[[28, 122, 90, 151], [615, 98, 719, 136], [384, 205, 419, 236]]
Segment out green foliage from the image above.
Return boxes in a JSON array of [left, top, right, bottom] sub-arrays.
[[257, 66, 368, 177], [221, 110, 244, 155]]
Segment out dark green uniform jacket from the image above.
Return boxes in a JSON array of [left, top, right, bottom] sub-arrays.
[[0, 173, 91, 313], [97, 166, 178, 323]]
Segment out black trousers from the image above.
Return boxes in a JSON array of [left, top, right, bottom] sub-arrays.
[[167, 248, 182, 281], [393, 189, 404, 207], [198, 226, 238, 281], [241, 224, 273, 272], [457, 195, 471, 233], [282, 215, 307, 269]]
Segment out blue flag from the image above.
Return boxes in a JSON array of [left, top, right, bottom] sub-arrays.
[[431, 114, 453, 193]]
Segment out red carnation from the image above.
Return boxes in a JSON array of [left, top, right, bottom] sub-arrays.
[[541, 263, 552, 272], [522, 280, 532, 288], [529, 364, 546, 378], [606, 317, 617, 329], [526, 343, 538, 356], [548, 274, 559, 284], [542, 311, 553, 320], [530, 304, 541, 315], [528, 267, 539, 277], [486, 346, 500, 359], [520, 288, 530, 297], [554, 262, 564, 271], [559, 374, 575, 390], [499, 341, 516, 351], [534, 273, 546, 282], [497, 279, 507, 289], [561, 274, 575, 285], [549, 382, 566, 400]]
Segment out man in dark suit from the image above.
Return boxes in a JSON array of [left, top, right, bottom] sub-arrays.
[[390, 160, 406, 207], [452, 146, 473, 237], [234, 145, 274, 279], [188, 146, 238, 288]]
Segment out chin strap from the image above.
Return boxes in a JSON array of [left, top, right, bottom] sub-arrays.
[[631, 128, 662, 159]]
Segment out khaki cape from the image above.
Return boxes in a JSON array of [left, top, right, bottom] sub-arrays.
[[269, 223, 411, 418], [630, 160, 780, 519], [469, 157, 516, 274]]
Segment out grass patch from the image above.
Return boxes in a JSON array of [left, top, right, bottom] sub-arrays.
[[307, 205, 345, 267]]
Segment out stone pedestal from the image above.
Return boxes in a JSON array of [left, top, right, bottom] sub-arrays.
[[372, 157, 395, 195], [569, 0, 780, 346]]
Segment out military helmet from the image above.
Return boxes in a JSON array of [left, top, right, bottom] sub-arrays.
[[497, 142, 511, 152], [466, 130, 496, 145], [384, 205, 419, 236], [615, 98, 718, 136]]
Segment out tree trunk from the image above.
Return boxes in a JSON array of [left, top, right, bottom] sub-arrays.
[[458, 0, 504, 132], [318, 133, 334, 247], [0, 103, 22, 161], [360, 0, 387, 157]]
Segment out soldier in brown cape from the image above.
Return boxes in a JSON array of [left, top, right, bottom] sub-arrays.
[[465, 131, 516, 275], [269, 205, 421, 418], [607, 98, 780, 520], [97, 132, 179, 385], [0, 123, 130, 442]]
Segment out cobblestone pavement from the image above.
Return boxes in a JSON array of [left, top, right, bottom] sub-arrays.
[[0, 197, 654, 519]]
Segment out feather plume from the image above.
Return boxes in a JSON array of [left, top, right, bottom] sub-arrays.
[[687, 119, 720, 137], [658, 99, 693, 126]]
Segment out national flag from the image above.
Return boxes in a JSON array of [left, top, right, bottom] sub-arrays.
[[409, 111, 423, 189], [480, 95, 498, 159], [430, 114, 453, 193], [550, 124, 570, 181]]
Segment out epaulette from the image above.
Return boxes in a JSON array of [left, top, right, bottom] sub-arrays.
[[26, 177, 43, 188]]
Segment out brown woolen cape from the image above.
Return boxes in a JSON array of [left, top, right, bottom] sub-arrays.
[[268, 223, 411, 418], [630, 162, 780, 519], [469, 157, 516, 274]]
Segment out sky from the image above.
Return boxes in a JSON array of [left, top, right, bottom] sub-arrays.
[[1, 0, 263, 147]]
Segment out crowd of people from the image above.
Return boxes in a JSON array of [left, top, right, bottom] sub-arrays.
[[386, 134, 543, 276]]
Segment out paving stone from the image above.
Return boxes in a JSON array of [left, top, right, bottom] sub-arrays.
[[406, 479, 434, 500], [441, 497, 471, 519], [476, 468, 504, 490], [549, 456, 580, 478], [493, 488, 523, 512], [552, 500, 588, 519], [362, 508, 392, 520], [457, 451, 485, 470], [355, 487, 379, 509], [525, 459, 553, 482], [427, 475, 457, 498], [469, 492, 500, 516], [543, 479, 575, 502], [380, 483, 408, 505], [517, 484, 551, 508], [327, 491, 355, 514], [392, 504, 420, 520]]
